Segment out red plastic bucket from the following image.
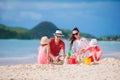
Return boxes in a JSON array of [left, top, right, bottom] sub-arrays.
[[88, 56, 94, 62], [69, 58, 76, 64]]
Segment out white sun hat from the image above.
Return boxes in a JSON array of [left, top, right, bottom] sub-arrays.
[[54, 30, 64, 36], [40, 36, 49, 45], [89, 39, 98, 47]]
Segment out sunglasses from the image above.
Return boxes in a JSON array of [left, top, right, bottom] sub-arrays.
[[72, 32, 79, 36], [56, 36, 62, 38]]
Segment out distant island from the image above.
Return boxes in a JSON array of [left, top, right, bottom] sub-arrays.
[[0, 21, 120, 41]]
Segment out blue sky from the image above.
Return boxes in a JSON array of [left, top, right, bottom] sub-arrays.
[[0, 0, 120, 37]]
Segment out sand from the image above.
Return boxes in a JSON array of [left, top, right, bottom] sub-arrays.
[[0, 58, 120, 80]]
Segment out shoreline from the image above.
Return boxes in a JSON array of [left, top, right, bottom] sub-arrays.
[[0, 56, 37, 66], [0, 58, 120, 80]]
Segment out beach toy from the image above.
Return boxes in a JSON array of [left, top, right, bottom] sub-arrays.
[[84, 58, 91, 65], [68, 51, 71, 57], [69, 57, 76, 64], [88, 56, 94, 62]]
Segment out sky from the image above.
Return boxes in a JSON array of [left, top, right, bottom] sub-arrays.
[[0, 0, 120, 37]]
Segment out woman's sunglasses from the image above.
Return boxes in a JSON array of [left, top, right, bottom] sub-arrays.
[[72, 32, 79, 36]]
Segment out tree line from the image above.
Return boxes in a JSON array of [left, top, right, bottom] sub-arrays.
[[0, 21, 120, 41]]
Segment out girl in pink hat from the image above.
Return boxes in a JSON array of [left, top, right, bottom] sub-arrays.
[[38, 36, 49, 64]]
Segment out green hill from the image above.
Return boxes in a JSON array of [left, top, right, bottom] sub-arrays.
[[0, 24, 29, 33], [0, 24, 17, 39], [30, 21, 95, 39], [0, 24, 30, 39], [0, 21, 96, 40], [7, 26, 30, 39], [80, 32, 96, 38], [30, 21, 60, 39], [8, 27, 29, 34]]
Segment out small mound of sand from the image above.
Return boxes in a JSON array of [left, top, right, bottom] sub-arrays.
[[99, 58, 120, 64]]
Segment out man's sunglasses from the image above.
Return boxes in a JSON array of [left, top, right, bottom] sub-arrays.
[[57, 36, 62, 38], [72, 32, 79, 36]]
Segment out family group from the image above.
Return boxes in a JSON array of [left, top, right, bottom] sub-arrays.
[[38, 27, 102, 64]]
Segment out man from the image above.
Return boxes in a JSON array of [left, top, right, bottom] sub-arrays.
[[48, 30, 66, 62]]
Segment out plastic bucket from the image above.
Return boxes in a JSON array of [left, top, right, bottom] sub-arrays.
[[69, 58, 76, 64], [88, 56, 94, 62], [84, 58, 91, 65]]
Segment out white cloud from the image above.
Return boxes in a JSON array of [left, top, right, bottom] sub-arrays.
[[20, 11, 42, 20], [1, 11, 42, 21], [0, 1, 119, 11], [0, 1, 102, 11]]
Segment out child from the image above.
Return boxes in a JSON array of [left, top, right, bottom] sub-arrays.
[[38, 36, 49, 64], [82, 39, 102, 62]]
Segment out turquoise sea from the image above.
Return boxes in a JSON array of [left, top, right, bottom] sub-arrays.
[[0, 39, 120, 66]]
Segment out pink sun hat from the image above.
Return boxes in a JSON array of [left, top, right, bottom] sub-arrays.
[[40, 36, 49, 45]]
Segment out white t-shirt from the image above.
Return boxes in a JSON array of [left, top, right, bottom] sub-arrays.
[[71, 37, 89, 53]]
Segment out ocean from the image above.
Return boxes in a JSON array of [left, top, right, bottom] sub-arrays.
[[0, 39, 120, 66]]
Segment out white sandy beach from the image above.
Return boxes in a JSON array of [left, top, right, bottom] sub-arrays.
[[0, 58, 120, 80]]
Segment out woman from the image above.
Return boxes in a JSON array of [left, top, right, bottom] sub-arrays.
[[69, 27, 89, 57]]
